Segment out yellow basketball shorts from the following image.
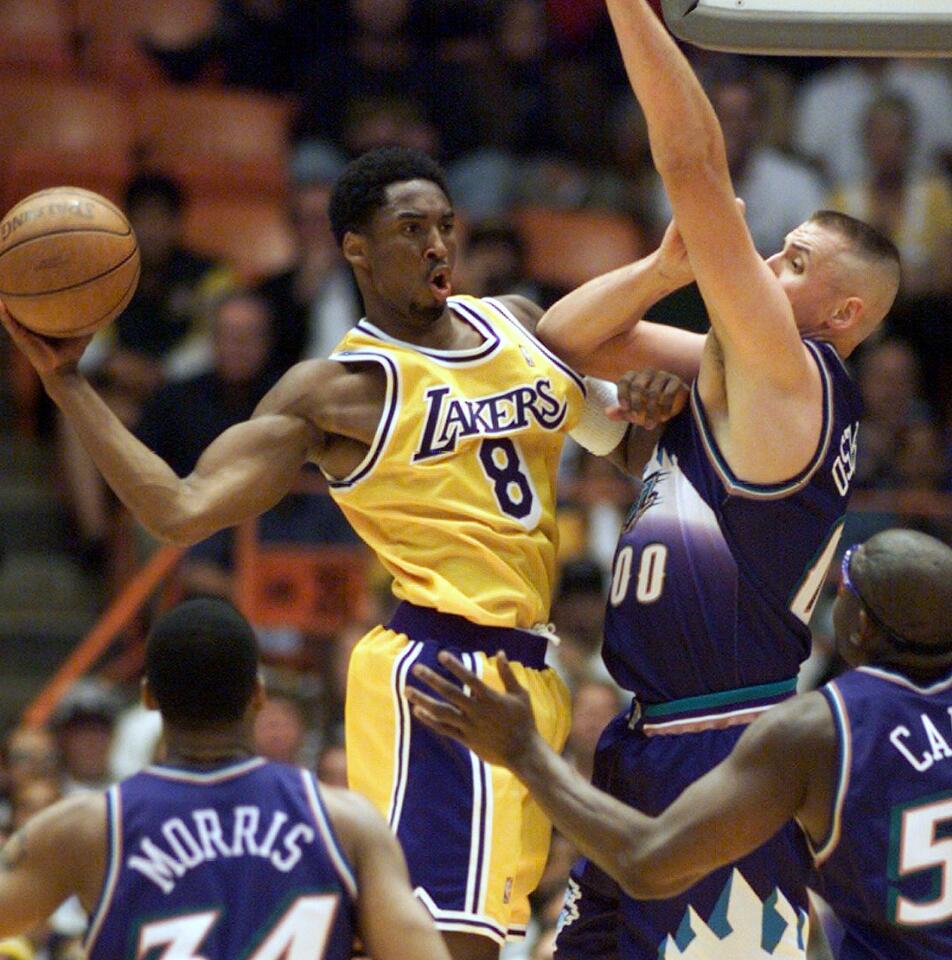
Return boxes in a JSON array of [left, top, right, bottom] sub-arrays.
[[345, 602, 571, 944]]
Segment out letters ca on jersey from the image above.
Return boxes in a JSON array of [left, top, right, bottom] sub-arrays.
[[413, 377, 568, 462]]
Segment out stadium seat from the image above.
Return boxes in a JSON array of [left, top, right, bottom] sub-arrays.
[[234, 520, 370, 637], [512, 206, 650, 292], [75, 0, 217, 87], [132, 85, 293, 202], [0, 0, 75, 77], [0, 77, 133, 212], [182, 198, 296, 282]]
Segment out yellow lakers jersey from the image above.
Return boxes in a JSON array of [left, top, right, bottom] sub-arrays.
[[324, 295, 585, 629]]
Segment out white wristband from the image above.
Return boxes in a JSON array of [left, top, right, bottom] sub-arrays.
[[568, 377, 629, 456]]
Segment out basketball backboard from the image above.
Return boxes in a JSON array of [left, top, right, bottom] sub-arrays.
[[659, 0, 952, 57]]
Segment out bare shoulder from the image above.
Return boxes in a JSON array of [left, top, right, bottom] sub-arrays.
[[494, 294, 544, 332], [319, 785, 392, 865]]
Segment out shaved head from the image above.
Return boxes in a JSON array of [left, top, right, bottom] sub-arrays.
[[851, 530, 952, 653]]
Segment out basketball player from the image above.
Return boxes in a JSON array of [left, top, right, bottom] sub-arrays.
[[0, 597, 450, 960], [453, 1, 903, 956], [1, 146, 691, 960], [408, 528, 952, 959]]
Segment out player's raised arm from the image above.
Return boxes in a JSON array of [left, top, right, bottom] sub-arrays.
[[324, 789, 451, 960], [535, 218, 705, 383], [1, 304, 375, 545], [0, 792, 105, 938], [605, 2, 805, 383], [408, 653, 834, 900]]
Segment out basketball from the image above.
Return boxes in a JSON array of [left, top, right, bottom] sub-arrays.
[[0, 186, 139, 338]]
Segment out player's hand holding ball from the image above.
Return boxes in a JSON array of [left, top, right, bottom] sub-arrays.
[[0, 186, 139, 375]]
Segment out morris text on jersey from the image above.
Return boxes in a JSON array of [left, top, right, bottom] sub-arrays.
[[414, 378, 567, 461], [126, 805, 316, 893]]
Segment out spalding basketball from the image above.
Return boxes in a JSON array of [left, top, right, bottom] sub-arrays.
[[0, 186, 139, 338]]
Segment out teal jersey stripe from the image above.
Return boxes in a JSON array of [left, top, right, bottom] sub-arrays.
[[643, 678, 798, 719]]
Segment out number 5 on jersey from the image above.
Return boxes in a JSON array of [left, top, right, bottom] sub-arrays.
[[611, 543, 669, 606]]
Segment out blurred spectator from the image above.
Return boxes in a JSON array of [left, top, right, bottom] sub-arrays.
[[50, 680, 121, 794], [255, 146, 359, 371], [457, 220, 543, 301], [253, 695, 306, 764], [10, 776, 61, 831], [316, 736, 348, 787], [651, 63, 826, 255], [133, 290, 280, 594], [0, 726, 59, 835], [109, 702, 164, 781], [854, 338, 935, 490], [62, 174, 233, 563], [565, 678, 624, 781], [793, 58, 952, 187], [145, 0, 335, 93], [827, 94, 952, 296], [549, 558, 611, 690], [0, 938, 33, 960]]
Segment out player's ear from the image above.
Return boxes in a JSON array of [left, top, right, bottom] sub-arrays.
[[251, 674, 267, 712], [830, 296, 864, 333], [342, 231, 368, 271]]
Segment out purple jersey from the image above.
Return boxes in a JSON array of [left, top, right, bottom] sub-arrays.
[[814, 667, 952, 959], [85, 758, 357, 960], [603, 339, 863, 702]]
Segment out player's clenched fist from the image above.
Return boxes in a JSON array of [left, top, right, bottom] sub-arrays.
[[609, 368, 689, 431]]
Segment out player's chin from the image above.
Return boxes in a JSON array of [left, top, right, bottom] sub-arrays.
[[409, 302, 446, 326]]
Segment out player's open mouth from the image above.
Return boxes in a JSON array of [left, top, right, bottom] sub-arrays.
[[427, 267, 452, 301]]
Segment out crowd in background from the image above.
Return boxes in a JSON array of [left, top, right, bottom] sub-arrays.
[[1, 2, 951, 958]]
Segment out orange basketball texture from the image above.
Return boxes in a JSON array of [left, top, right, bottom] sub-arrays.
[[0, 186, 139, 337]]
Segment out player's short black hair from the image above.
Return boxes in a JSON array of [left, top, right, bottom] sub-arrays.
[[808, 210, 901, 274], [145, 598, 259, 729], [124, 172, 185, 216], [328, 146, 451, 246]]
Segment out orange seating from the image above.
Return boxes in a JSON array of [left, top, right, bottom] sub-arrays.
[[182, 198, 296, 282], [132, 85, 292, 202], [75, 0, 217, 88], [234, 520, 370, 637], [0, 76, 132, 212], [512, 206, 650, 292], [0, 0, 75, 77]]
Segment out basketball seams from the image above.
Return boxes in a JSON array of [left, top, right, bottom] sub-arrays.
[[3, 186, 128, 222], [0, 243, 139, 299], [0, 224, 133, 261]]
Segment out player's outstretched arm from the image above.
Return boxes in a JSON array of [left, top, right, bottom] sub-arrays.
[[1, 303, 358, 545], [536, 219, 704, 383], [326, 790, 451, 960], [605, 2, 809, 389], [0, 792, 105, 938], [409, 653, 834, 900]]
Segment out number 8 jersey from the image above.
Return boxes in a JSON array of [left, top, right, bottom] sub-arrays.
[[325, 296, 585, 630]]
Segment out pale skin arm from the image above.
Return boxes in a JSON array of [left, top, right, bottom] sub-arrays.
[[0, 304, 379, 546], [407, 652, 836, 901], [323, 789, 451, 960], [536, 219, 705, 383], [0, 792, 105, 938], [605, 1, 822, 480]]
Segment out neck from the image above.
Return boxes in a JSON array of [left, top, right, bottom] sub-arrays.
[[162, 721, 256, 767]]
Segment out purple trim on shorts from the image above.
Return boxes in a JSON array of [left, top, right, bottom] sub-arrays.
[[387, 602, 548, 668]]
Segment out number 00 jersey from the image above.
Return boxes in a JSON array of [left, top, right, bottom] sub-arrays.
[[85, 759, 357, 960], [814, 666, 952, 960], [325, 296, 585, 629], [602, 338, 863, 704]]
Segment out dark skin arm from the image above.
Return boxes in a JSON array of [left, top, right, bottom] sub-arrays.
[[0, 792, 105, 938], [322, 787, 451, 960], [407, 652, 836, 901]]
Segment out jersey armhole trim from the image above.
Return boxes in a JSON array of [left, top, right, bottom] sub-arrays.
[[808, 683, 851, 866], [323, 350, 400, 491], [83, 784, 123, 955], [482, 295, 587, 398], [690, 339, 834, 500], [301, 771, 358, 900]]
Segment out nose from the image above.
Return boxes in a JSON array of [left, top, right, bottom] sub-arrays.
[[765, 252, 782, 276], [426, 226, 448, 261]]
